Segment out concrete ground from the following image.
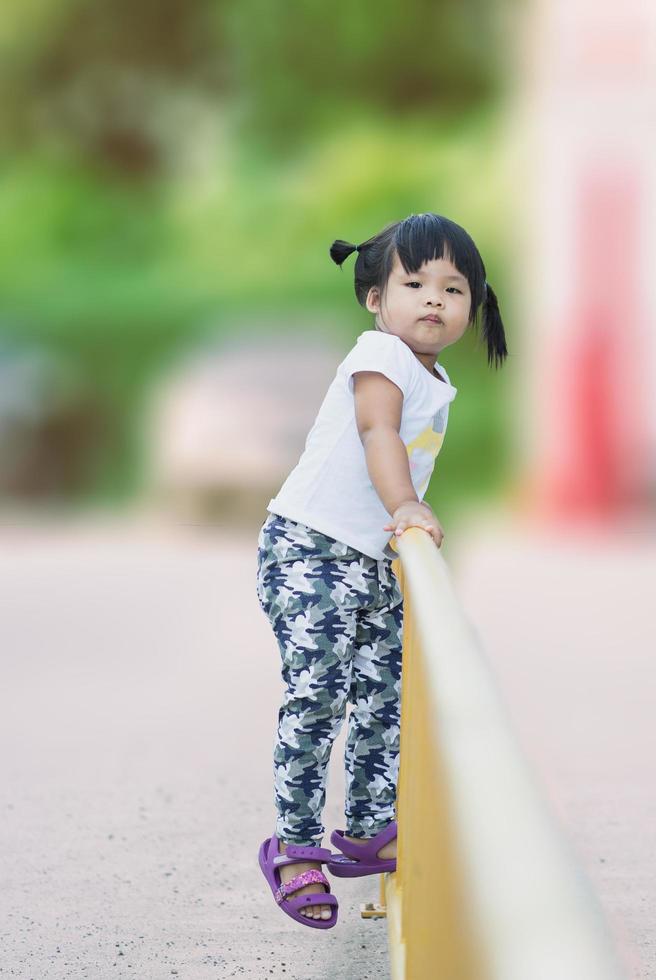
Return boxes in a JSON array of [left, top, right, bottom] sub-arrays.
[[0, 508, 653, 979], [451, 508, 656, 980]]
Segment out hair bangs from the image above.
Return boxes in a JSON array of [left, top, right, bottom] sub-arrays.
[[392, 214, 485, 325]]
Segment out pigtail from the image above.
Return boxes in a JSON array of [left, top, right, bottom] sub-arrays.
[[330, 239, 360, 268], [482, 282, 508, 369]]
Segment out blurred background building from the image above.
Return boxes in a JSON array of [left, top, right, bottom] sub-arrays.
[[142, 324, 342, 524]]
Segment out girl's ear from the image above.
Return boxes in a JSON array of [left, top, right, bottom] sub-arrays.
[[482, 284, 508, 369], [365, 286, 380, 314]]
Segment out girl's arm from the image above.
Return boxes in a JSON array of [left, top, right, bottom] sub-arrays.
[[353, 371, 417, 514], [352, 372, 445, 547]]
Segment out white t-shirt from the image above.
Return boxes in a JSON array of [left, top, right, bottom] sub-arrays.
[[267, 329, 458, 560]]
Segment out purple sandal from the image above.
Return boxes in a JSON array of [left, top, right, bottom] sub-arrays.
[[258, 834, 339, 929], [326, 821, 397, 877]]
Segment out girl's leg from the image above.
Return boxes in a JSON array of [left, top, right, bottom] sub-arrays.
[[344, 558, 404, 838], [256, 515, 363, 846]]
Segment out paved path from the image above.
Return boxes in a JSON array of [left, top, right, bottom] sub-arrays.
[[0, 509, 653, 978], [0, 517, 391, 980], [451, 508, 656, 980]]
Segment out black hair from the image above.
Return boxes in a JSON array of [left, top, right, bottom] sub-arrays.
[[330, 212, 508, 369]]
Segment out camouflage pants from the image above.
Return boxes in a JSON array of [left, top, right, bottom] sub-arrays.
[[256, 512, 404, 846]]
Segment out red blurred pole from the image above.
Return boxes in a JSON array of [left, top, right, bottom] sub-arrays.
[[522, 166, 651, 525]]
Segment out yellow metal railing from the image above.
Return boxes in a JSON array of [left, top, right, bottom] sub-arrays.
[[369, 527, 627, 980]]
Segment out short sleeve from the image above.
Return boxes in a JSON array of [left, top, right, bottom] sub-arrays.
[[343, 331, 416, 398]]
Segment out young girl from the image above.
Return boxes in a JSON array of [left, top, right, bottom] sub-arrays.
[[256, 211, 508, 929]]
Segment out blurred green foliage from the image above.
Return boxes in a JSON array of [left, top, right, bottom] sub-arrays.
[[0, 0, 515, 515]]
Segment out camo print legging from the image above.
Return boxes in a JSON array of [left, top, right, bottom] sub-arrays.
[[256, 512, 404, 846]]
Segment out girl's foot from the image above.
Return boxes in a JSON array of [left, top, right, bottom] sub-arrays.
[[278, 841, 333, 921], [342, 832, 397, 860]]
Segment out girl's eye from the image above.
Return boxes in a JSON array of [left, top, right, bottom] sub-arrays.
[[405, 282, 462, 293]]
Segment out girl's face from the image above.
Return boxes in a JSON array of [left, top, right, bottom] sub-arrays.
[[365, 252, 471, 362]]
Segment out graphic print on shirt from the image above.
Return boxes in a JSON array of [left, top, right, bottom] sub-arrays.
[[406, 404, 449, 497]]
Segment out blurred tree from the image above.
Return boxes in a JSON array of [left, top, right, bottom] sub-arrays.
[[0, 0, 509, 175], [0, 0, 225, 177], [0, 0, 513, 506], [221, 0, 508, 155]]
